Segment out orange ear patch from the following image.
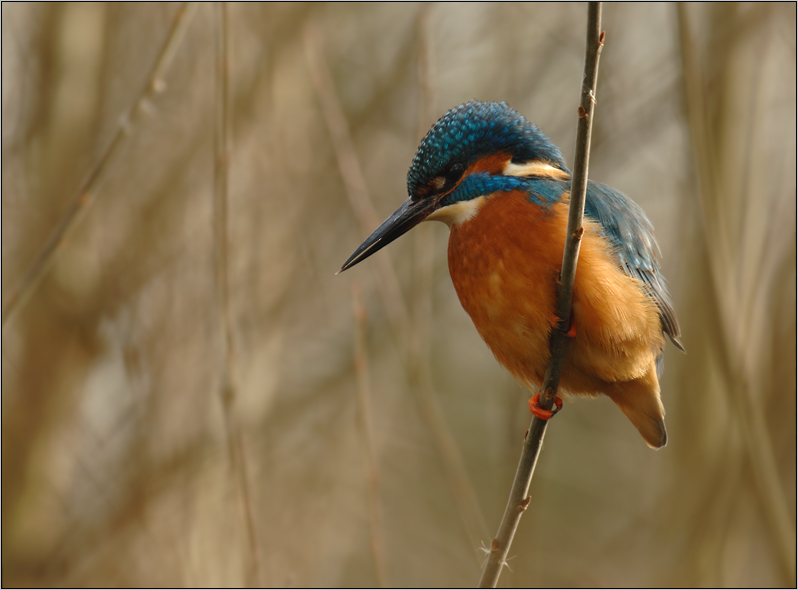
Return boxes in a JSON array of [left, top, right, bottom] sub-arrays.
[[467, 152, 512, 175]]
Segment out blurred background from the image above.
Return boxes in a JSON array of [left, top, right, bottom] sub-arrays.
[[2, 2, 795, 587]]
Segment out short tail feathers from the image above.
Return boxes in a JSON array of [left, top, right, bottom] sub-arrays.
[[606, 365, 667, 449]]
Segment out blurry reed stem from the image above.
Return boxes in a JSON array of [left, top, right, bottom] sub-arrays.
[[303, 23, 489, 558], [351, 281, 389, 588], [214, 3, 260, 585], [478, 3, 603, 587], [408, 7, 491, 559], [302, 25, 408, 331], [1, 2, 198, 327], [411, 5, 436, 372], [677, 6, 795, 584]]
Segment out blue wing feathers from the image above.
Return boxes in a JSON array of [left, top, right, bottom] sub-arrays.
[[584, 181, 684, 352], [525, 177, 683, 352]]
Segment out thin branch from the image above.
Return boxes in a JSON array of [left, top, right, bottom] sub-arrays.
[[214, 5, 235, 379], [351, 281, 389, 588], [405, 6, 492, 553], [1, 2, 198, 327], [214, 3, 260, 585], [478, 3, 603, 587], [302, 24, 409, 332], [405, 6, 494, 556], [410, 5, 436, 373], [303, 23, 490, 557]]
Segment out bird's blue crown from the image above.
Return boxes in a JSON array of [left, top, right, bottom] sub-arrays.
[[407, 100, 568, 197]]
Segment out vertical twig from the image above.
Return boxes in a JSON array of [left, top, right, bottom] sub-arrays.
[[351, 281, 389, 588], [410, 8, 492, 555], [304, 23, 490, 558], [214, 2, 234, 384], [1, 2, 198, 327], [478, 3, 603, 587], [214, 3, 260, 585], [410, 5, 436, 370], [302, 24, 410, 332]]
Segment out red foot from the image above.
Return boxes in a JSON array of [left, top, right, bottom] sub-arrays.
[[565, 320, 577, 338], [529, 392, 563, 420], [549, 314, 577, 337]]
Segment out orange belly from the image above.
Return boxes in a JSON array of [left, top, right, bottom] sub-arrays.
[[447, 190, 665, 397]]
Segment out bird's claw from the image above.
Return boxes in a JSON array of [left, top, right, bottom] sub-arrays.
[[549, 313, 577, 337], [529, 391, 563, 420]]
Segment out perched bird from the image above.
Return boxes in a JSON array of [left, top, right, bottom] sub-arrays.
[[339, 101, 683, 448]]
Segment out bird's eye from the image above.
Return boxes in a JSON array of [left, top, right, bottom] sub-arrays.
[[445, 162, 465, 184], [447, 162, 465, 176]]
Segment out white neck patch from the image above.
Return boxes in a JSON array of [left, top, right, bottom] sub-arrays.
[[424, 196, 487, 228]]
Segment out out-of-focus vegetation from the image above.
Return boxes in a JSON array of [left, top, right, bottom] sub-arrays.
[[2, 3, 795, 587]]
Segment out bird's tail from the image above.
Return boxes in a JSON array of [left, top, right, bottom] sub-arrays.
[[606, 365, 667, 449]]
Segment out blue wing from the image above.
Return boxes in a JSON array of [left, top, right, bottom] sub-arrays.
[[522, 175, 683, 353], [584, 181, 684, 352]]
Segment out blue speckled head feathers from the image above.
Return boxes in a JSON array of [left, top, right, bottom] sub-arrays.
[[407, 101, 568, 197]]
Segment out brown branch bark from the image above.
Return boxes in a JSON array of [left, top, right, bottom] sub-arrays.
[[477, 3, 603, 587]]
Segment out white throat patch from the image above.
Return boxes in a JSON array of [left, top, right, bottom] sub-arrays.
[[424, 196, 487, 228]]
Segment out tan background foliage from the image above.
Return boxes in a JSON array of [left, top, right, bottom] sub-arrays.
[[2, 3, 795, 587]]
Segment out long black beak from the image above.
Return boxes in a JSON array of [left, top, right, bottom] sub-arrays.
[[339, 196, 433, 273]]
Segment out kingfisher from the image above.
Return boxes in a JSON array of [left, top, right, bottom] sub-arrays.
[[339, 101, 683, 448]]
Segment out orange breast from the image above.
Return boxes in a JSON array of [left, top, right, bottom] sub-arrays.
[[447, 191, 664, 396]]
